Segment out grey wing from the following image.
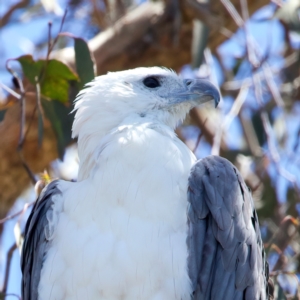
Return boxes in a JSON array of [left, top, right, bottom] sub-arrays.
[[21, 180, 61, 300], [187, 156, 270, 300]]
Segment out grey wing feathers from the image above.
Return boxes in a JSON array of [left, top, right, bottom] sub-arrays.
[[21, 180, 61, 300], [187, 156, 270, 300]]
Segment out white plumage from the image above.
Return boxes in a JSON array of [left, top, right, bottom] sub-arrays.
[[39, 123, 195, 299], [22, 67, 270, 300], [40, 68, 196, 299]]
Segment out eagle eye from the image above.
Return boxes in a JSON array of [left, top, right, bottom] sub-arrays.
[[143, 77, 160, 88]]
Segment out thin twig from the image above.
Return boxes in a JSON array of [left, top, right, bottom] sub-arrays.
[[18, 151, 37, 185], [6, 62, 37, 184], [265, 216, 299, 255], [46, 9, 67, 60], [212, 81, 249, 155], [220, 0, 244, 27], [0, 81, 21, 100], [240, 0, 259, 68], [219, 27, 234, 39], [35, 77, 44, 147], [5, 64, 26, 149], [0, 293, 21, 299], [238, 114, 262, 157], [204, 48, 219, 87], [0, 202, 34, 225], [39, 9, 68, 83], [222, 64, 283, 91], [1, 242, 18, 295], [262, 63, 284, 107], [270, 0, 284, 6], [240, 0, 249, 21], [0, 0, 30, 28], [260, 112, 280, 162], [193, 119, 207, 153], [261, 112, 300, 200], [47, 21, 52, 61]]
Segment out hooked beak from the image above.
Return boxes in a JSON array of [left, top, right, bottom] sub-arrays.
[[169, 79, 220, 108]]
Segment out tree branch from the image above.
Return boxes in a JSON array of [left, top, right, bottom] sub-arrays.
[[0, 0, 30, 28]]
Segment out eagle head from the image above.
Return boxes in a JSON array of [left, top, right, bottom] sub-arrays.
[[72, 67, 220, 140]]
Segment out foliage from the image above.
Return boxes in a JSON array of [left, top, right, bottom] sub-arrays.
[[16, 55, 78, 103]]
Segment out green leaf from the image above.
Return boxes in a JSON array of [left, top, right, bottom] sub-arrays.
[[0, 109, 7, 122], [41, 98, 74, 159], [191, 20, 209, 68], [233, 58, 243, 76], [41, 60, 78, 102], [74, 37, 95, 88], [17, 55, 78, 103], [17, 55, 41, 83], [251, 112, 266, 147]]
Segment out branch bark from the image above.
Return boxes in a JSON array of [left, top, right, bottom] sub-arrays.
[[0, 0, 30, 28]]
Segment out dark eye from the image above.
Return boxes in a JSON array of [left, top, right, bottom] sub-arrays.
[[143, 77, 160, 88]]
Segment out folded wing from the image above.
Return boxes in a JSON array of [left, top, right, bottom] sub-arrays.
[[21, 180, 61, 300], [187, 156, 270, 300]]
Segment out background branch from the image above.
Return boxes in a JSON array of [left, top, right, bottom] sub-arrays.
[[0, 0, 30, 28]]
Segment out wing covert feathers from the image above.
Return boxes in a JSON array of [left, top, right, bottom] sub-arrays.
[[187, 155, 271, 300], [21, 180, 61, 300]]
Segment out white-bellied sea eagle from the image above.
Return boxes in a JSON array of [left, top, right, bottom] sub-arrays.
[[21, 67, 270, 300]]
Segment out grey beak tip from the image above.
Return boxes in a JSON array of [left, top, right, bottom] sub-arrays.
[[189, 79, 221, 108], [214, 93, 220, 108]]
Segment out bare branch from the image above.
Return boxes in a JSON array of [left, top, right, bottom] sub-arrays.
[[0, 202, 33, 225], [239, 114, 262, 157], [0, 82, 21, 100], [46, 9, 68, 61], [221, 0, 244, 27], [1, 242, 18, 295], [5, 64, 26, 150], [189, 107, 227, 152], [262, 63, 284, 107], [0, 0, 30, 28], [193, 119, 207, 153], [212, 81, 249, 156]]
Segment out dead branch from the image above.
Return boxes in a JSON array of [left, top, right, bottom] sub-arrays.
[[212, 81, 249, 155], [0, 0, 30, 28], [1, 242, 18, 295]]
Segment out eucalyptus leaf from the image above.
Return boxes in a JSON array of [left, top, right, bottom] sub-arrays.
[[17, 55, 78, 103], [41, 98, 74, 160], [74, 37, 95, 89], [0, 109, 7, 122]]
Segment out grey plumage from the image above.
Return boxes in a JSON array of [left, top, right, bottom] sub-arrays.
[[21, 180, 60, 300], [187, 155, 270, 300]]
